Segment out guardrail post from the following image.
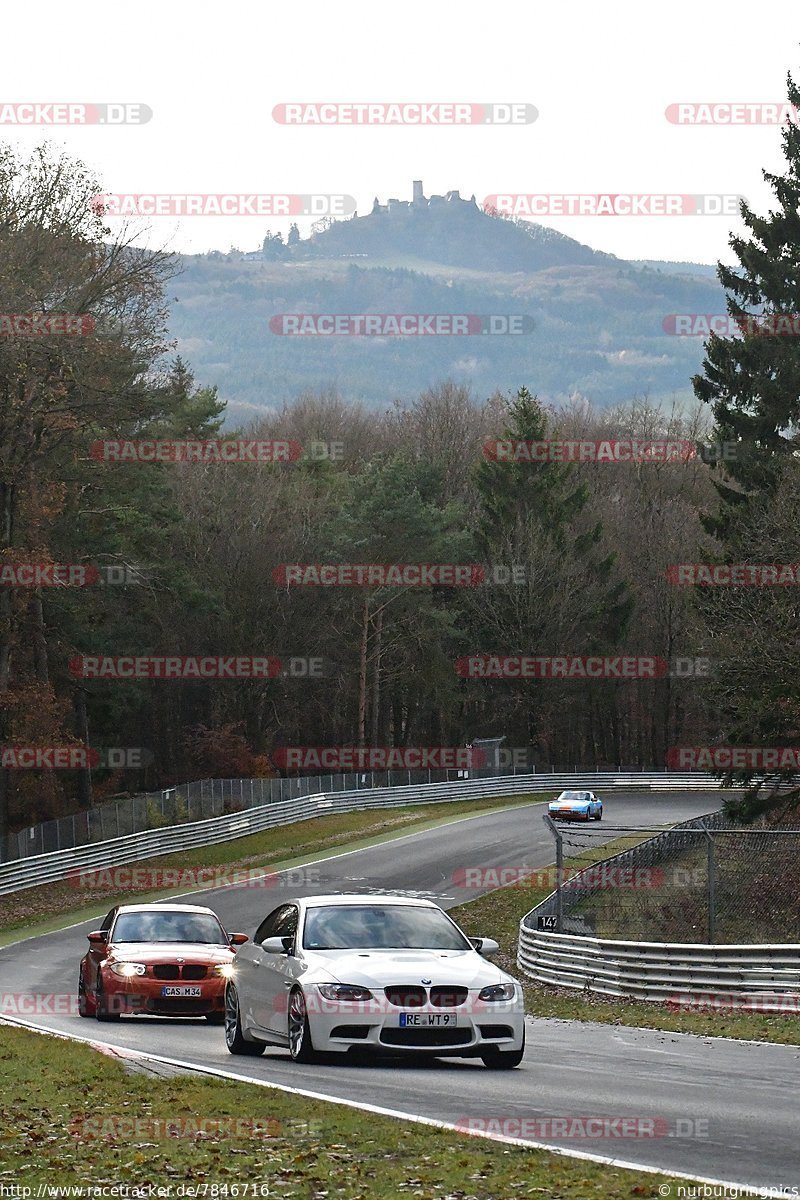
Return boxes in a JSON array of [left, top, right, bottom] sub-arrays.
[[543, 814, 563, 932], [706, 826, 716, 943]]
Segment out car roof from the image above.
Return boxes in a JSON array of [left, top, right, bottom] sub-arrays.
[[114, 903, 218, 915], [298, 894, 439, 909]]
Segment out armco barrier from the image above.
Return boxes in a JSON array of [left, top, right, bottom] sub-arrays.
[[0, 771, 722, 896], [516, 927, 800, 1004], [3, 763, 728, 862], [517, 810, 800, 1004]]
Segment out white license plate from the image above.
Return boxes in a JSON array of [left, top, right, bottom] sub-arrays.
[[400, 1013, 455, 1027], [161, 985, 202, 997]]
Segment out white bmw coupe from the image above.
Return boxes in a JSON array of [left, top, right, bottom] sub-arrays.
[[224, 894, 526, 1068]]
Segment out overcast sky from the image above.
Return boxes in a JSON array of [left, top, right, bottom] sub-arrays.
[[6, 1, 800, 265]]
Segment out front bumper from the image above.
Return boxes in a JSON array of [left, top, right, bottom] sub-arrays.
[[306, 997, 526, 1056], [101, 975, 226, 1017]]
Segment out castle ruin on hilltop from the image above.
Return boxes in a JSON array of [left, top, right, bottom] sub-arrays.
[[370, 181, 478, 215]]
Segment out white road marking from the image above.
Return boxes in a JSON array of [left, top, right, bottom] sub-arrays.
[[0, 1013, 791, 1197]]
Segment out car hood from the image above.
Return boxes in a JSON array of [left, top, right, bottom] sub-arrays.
[[106, 942, 234, 964], [300, 948, 512, 989], [550, 799, 590, 808]]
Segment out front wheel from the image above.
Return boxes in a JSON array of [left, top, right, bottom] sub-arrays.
[[94, 976, 121, 1022], [78, 971, 94, 1018], [481, 1030, 525, 1070], [224, 984, 265, 1055], [288, 989, 318, 1063], [595, 807, 603, 821]]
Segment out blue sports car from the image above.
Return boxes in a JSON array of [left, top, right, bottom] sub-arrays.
[[548, 790, 603, 821]]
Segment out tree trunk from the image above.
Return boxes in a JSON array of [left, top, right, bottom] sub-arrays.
[[0, 480, 16, 849], [75, 687, 92, 810], [370, 606, 382, 745], [29, 591, 48, 683], [357, 594, 369, 747]]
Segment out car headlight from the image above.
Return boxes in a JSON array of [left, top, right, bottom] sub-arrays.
[[317, 984, 373, 1001], [109, 962, 146, 977], [478, 983, 516, 1002], [214, 963, 235, 978]]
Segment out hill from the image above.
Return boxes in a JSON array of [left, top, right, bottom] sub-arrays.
[[167, 184, 724, 419]]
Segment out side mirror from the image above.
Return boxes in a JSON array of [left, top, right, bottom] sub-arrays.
[[87, 931, 107, 946], [260, 936, 293, 955], [471, 937, 500, 957], [229, 932, 249, 946]]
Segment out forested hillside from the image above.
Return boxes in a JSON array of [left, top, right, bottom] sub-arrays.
[[2, 136, 798, 846], [170, 200, 723, 414]]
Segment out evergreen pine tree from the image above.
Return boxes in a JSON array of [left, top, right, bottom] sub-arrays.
[[692, 71, 800, 534]]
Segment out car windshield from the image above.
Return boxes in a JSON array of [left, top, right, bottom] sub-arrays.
[[111, 911, 226, 944], [302, 905, 471, 951], [558, 792, 588, 801]]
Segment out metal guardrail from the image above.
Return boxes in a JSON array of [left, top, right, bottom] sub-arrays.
[[517, 928, 800, 1004], [0, 771, 722, 896], [517, 810, 800, 1005], [3, 762, 727, 862]]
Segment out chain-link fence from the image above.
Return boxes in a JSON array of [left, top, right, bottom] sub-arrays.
[[2, 762, 553, 863], [540, 813, 800, 944], [1, 762, 718, 864]]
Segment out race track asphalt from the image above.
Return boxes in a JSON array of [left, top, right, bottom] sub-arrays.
[[3, 792, 798, 1190]]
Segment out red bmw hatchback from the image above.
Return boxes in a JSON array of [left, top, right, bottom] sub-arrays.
[[78, 902, 248, 1022]]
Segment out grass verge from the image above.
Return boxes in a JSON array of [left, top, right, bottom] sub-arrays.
[[0, 1023, 686, 1197], [451, 845, 800, 1047], [0, 793, 546, 946]]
